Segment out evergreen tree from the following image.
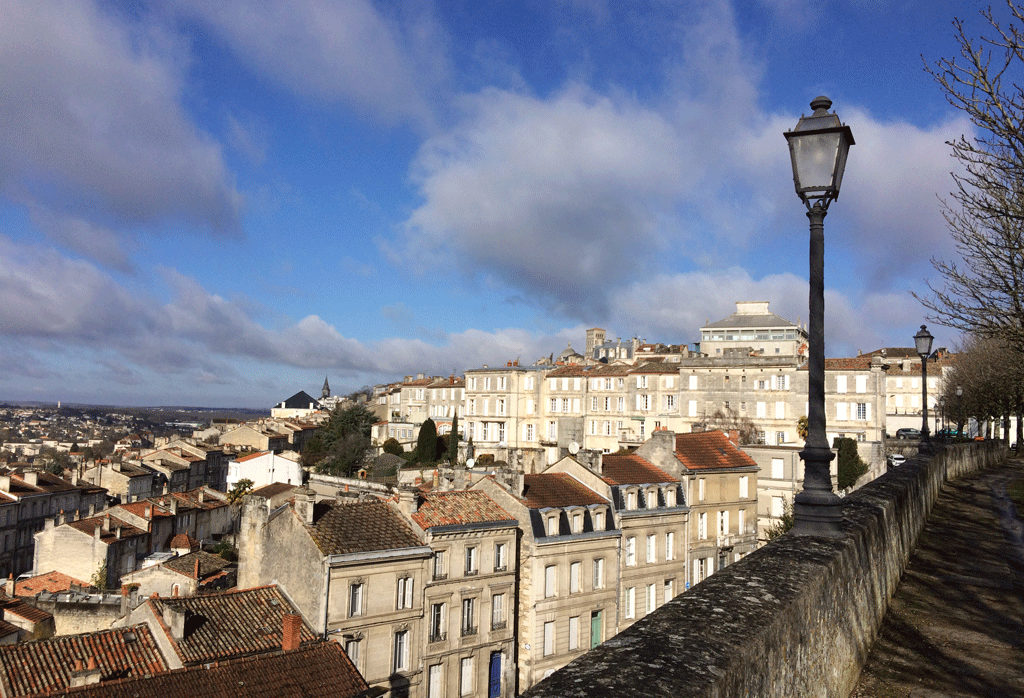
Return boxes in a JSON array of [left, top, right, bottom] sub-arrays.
[[447, 412, 460, 463], [833, 437, 868, 490], [415, 418, 438, 464]]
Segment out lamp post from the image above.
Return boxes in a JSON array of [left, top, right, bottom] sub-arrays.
[[784, 96, 855, 537], [956, 385, 964, 437], [938, 395, 946, 440], [914, 325, 934, 455]]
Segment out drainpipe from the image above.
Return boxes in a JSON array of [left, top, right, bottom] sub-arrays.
[[321, 559, 331, 639]]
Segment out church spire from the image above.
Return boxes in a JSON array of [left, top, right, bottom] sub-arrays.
[[321, 376, 330, 399]]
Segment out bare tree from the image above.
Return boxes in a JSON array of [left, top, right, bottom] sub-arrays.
[[941, 334, 1024, 444], [917, 2, 1024, 349]]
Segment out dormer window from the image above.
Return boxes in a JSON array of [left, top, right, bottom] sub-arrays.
[[572, 512, 582, 534], [547, 514, 559, 536], [646, 487, 659, 508], [594, 509, 605, 531], [625, 490, 638, 510], [665, 487, 676, 507]]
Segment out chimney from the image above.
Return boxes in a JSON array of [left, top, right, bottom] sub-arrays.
[[144, 503, 152, 520], [397, 485, 418, 517], [94, 522, 101, 540], [292, 488, 315, 524], [24, 471, 38, 486], [197, 489, 204, 503], [115, 525, 122, 540], [162, 605, 185, 639], [0, 475, 9, 491], [194, 557, 200, 579], [69, 658, 102, 688], [103, 514, 111, 532], [5, 574, 13, 598], [282, 613, 302, 651], [169, 499, 177, 515]]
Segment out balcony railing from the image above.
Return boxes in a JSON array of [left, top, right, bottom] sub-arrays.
[[461, 625, 477, 638], [428, 631, 447, 643]]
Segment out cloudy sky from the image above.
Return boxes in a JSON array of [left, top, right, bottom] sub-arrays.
[[0, 0, 987, 407]]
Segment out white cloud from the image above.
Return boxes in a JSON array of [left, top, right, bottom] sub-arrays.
[[171, 0, 450, 128], [0, 0, 242, 251]]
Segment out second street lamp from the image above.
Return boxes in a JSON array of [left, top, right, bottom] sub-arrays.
[[915, 325, 934, 455], [956, 385, 964, 437], [784, 96, 855, 537]]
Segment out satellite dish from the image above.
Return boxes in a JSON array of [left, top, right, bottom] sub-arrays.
[[568, 441, 580, 454], [466, 458, 476, 468]]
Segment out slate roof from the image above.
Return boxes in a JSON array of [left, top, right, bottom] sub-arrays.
[[588, 364, 634, 376], [146, 586, 319, 665], [673, 431, 758, 472], [15, 571, 89, 597], [703, 308, 798, 329], [27, 642, 369, 698], [545, 365, 592, 377], [521, 473, 609, 509], [306, 500, 423, 556], [411, 490, 515, 530], [0, 625, 167, 698], [279, 391, 318, 409], [600, 454, 678, 486]]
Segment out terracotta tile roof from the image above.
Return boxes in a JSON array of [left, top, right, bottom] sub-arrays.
[[0, 625, 167, 697], [863, 347, 918, 358], [251, 482, 298, 498], [234, 451, 269, 463], [66, 515, 148, 545], [15, 571, 89, 597], [146, 586, 319, 665], [306, 500, 423, 556], [115, 501, 173, 521], [0, 620, 17, 638], [521, 473, 609, 508], [161, 551, 231, 580], [0, 596, 53, 624], [411, 491, 515, 530], [13, 471, 77, 493], [588, 364, 633, 376], [600, 454, 678, 486], [150, 489, 227, 512], [824, 357, 873, 370], [629, 362, 678, 374], [27, 642, 369, 698], [673, 431, 758, 471], [168, 533, 200, 552]]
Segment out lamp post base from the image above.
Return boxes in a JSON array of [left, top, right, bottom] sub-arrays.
[[792, 489, 843, 537]]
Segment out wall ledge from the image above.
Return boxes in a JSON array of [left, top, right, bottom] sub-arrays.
[[523, 441, 1005, 698]]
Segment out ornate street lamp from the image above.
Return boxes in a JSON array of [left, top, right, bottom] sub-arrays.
[[956, 385, 964, 436], [785, 96, 855, 537], [914, 325, 934, 454]]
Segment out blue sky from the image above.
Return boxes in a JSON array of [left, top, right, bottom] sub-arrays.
[[0, 0, 990, 407]]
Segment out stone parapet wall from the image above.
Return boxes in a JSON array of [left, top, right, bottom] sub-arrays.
[[522, 440, 1005, 698]]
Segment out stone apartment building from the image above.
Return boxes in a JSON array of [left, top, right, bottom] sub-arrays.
[[474, 468, 620, 692], [633, 430, 759, 585], [404, 489, 518, 698], [238, 491, 434, 697]]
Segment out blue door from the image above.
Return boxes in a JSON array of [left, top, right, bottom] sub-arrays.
[[488, 651, 502, 698]]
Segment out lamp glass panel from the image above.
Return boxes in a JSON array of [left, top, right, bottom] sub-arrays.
[[792, 131, 841, 191]]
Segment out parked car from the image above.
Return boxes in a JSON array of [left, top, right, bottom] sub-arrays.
[[937, 428, 960, 439], [896, 428, 922, 440], [887, 454, 906, 467]]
